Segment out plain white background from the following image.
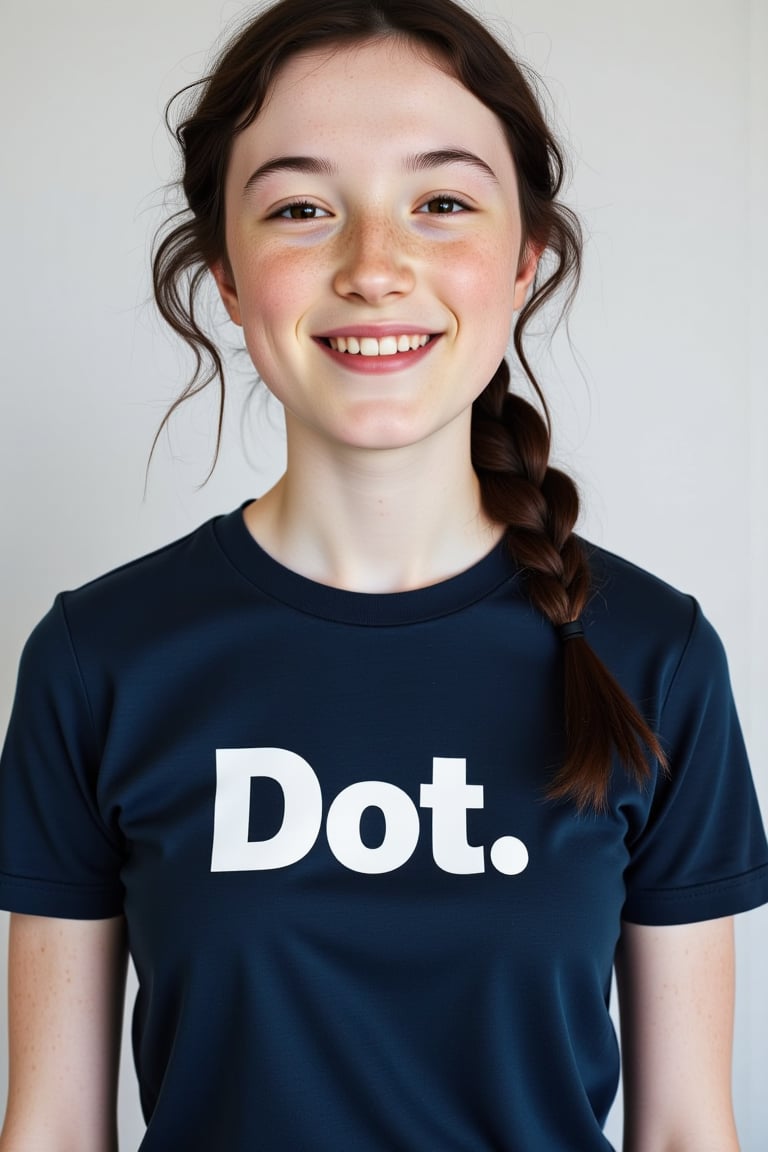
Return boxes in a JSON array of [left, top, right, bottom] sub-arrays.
[[1, 0, 766, 1147]]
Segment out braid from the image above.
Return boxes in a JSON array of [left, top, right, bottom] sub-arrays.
[[472, 363, 667, 811]]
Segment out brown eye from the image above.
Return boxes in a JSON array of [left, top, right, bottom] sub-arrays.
[[419, 195, 469, 215], [276, 202, 330, 220]]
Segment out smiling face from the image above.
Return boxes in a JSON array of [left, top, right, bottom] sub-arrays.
[[212, 37, 537, 456]]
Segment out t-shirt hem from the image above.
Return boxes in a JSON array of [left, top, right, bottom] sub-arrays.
[[622, 862, 768, 925], [0, 871, 124, 919]]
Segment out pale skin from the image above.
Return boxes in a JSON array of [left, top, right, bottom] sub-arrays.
[[1, 39, 741, 1151], [1, 914, 126, 1152]]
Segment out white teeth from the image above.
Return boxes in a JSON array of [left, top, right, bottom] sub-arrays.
[[327, 334, 430, 356]]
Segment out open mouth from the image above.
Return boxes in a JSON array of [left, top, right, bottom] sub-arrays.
[[320, 334, 434, 357]]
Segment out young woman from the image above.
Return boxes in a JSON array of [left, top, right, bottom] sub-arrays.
[[1, 1, 766, 1149]]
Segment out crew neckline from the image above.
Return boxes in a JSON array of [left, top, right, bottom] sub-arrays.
[[213, 503, 520, 627]]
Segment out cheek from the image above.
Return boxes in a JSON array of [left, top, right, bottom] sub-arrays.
[[231, 248, 321, 383], [444, 237, 518, 339], [235, 247, 310, 327]]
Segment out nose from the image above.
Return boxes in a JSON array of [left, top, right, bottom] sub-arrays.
[[332, 212, 416, 304]]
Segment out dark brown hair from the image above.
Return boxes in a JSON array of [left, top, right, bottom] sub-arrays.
[[152, 0, 666, 809]]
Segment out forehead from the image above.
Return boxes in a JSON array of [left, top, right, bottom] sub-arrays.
[[243, 37, 511, 159]]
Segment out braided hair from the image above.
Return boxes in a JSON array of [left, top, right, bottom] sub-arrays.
[[152, 0, 666, 810]]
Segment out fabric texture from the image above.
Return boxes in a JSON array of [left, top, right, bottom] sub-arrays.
[[2, 504, 767, 1151]]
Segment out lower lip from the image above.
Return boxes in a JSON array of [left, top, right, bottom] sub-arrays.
[[315, 336, 440, 374]]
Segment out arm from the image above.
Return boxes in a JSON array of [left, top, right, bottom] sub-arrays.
[[0, 912, 127, 1152], [615, 916, 739, 1152]]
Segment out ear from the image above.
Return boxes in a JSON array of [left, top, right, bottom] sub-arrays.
[[513, 243, 541, 311], [210, 259, 243, 327]]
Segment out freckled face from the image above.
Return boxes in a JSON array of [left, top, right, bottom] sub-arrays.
[[212, 38, 537, 454]]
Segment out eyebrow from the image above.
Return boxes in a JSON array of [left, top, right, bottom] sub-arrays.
[[242, 148, 499, 195], [404, 148, 499, 183], [243, 155, 336, 194]]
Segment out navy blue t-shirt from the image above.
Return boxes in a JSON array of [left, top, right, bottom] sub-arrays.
[[2, 505, 767, 1150]]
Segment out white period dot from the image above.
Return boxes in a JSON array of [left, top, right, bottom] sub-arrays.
[[490, 836, 529, 875]]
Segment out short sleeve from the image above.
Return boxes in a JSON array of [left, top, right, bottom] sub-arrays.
[[0, 596, 125, 918], [622, 601, 768, 925]]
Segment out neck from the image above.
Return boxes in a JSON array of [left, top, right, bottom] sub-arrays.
[[244, 417, 503, 593]]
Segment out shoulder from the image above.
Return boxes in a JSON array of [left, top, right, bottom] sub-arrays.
[[578, 540, 727, 705], [24, 509, 243, 667], [581, 539, 703, 641], [583, 540, 696, 627], [64, 512, 225, 605]]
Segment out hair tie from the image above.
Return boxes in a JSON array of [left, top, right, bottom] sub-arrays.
[[559, 620, 584, 642]]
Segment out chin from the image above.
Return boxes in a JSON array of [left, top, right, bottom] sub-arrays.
[[336, 416, 465, 455]]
